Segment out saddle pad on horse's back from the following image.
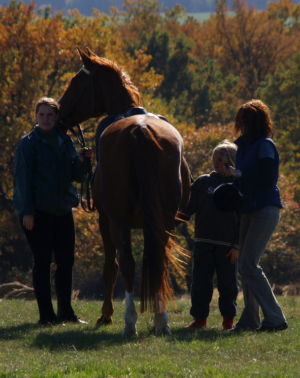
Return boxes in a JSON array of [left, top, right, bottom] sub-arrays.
[[95, 107, 169, 161]]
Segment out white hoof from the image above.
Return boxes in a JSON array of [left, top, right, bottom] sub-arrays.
[[123, 291, 138, 336], [123, 324, 138, 336], [154, 312, 171, 336], [155, 325, 172, 336]]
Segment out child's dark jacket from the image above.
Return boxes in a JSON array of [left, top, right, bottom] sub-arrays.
[[184, 172, 239, 248]]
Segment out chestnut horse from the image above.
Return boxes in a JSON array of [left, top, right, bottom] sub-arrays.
[[58, 48, 190, 335]]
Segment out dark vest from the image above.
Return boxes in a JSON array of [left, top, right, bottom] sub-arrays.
[[235, 136, 282, 212]]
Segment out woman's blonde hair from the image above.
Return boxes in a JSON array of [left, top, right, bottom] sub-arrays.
[[212, 140, 237, 169]]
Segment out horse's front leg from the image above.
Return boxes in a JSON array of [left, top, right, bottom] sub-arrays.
[[96, 215, 118, 326], [154, 297, 171, 336]]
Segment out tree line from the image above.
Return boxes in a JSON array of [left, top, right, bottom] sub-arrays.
[[2, 0, 272, 15], [0, 0, 299, 296]]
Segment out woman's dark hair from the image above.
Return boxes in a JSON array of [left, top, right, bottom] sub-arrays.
[[35, 97, 60, 114], [235, 99, 274, 140]]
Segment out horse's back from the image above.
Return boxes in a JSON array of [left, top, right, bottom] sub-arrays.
[[93, 115, 186, 228], [101, 114, 182, 149]]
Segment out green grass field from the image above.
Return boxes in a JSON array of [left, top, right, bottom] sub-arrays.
[[0, 295, 299, 377]]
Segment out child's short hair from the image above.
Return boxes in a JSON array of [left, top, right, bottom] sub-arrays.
[[212, 140, 237, 169], [35, 97, 60, 114]]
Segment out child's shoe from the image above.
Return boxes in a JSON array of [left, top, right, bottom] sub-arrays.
[[185, 318, 207, 328], [222, 317, 235, 330]]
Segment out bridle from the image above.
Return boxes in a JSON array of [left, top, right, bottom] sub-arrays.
[[70, 122, 86, 149], [81, 65, 91, 75], [61, 65, 96, 212]]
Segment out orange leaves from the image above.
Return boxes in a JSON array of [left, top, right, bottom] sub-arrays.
[[127, 49, 163, 95], [267, 0, 300, 32], [279, 173, 300, 213], [214, 3, 289, 98], [73, 207, 103, 263]]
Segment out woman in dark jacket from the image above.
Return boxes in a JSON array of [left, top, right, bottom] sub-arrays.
[[230, 99, 287, 332], [14, 97, 91, 325]]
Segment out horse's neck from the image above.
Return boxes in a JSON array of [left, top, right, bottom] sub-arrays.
[[108, 103, 132, 115], [107, 109, 126, 116]]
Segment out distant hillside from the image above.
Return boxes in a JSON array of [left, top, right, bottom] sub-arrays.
[[0, 0, 273, 15]]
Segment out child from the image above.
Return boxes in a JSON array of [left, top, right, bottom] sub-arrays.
[[184, 140, 240, 330]]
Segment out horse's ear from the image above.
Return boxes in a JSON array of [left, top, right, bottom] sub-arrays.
[[85, 47, 96, 57], [77, 47, 92, 67]]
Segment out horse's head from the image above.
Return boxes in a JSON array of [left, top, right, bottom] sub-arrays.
[[58, 48, 142, 130]]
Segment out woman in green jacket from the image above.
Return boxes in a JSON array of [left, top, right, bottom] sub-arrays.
[[14, 97, 91, 325]]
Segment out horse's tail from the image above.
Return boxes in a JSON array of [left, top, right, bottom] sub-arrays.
[[131, 124, 186, 313]]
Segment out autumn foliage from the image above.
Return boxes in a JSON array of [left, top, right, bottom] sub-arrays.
[[0, 0, 299, 294]]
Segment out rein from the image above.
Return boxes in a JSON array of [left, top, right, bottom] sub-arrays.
[[67, 65, 96, 212], [70, 123, 95, 213]]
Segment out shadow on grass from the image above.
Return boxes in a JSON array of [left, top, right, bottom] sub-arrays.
[[0, 321, 240, 348], [31, 325, 240, 351], [169, 327, 236, 342], [0, 323, 43, 340], [31, 327, 156, 351]]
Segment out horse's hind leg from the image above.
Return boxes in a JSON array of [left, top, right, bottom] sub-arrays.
[[97, 214, 118, 326], [118, 229, 138, 336], [123, 291, 138, 336], [153, 297, 171, 336]]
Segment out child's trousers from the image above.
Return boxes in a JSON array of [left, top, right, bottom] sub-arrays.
[[190, 241, 238, 320]]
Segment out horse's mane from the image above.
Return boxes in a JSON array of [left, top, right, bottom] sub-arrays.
[[89, 54, 142, 108]]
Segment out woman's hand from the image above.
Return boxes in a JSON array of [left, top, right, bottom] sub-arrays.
[[227, 166, 242, 177], [226, 248, 240, 264], [23, 214, 34, 230], [79, 147, 93, 162]]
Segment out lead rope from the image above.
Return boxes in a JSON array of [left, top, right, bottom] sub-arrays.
[[70, 124, 95, 212]]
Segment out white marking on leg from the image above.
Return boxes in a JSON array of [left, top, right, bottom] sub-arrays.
[[123, 291, 138, 336], [154, 312, 171, 336], [153, 296, 171, 335]]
